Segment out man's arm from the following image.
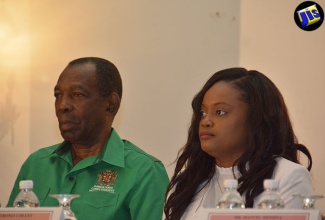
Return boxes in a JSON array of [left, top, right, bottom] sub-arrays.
[[128, 160, 169, 220]]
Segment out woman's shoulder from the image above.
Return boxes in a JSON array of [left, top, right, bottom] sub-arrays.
[[274, 157, 310, 178], [273, 157, 314, 208], [275, 157, 307, 168]]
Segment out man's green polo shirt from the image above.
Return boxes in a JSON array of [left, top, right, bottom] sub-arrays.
[[7, 129, 169, 220]]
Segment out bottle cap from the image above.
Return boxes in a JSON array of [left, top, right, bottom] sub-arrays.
[[263, 179, 279, 189], [19, 180, 34, 189], [223, 179, 238, 189]]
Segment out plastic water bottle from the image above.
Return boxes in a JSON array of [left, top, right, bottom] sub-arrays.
[[257, 179, 284, 209], [13, 180, 40, 207], [216, 179, 245, 209]]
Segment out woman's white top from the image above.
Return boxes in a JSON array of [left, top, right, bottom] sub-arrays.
[[181, 157, 314, 220]]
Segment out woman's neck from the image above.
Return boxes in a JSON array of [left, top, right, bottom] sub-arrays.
[[215, 159, 237, 168]]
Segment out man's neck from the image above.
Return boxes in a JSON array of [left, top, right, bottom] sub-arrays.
[[70, 129, 112, 166], [71, 143, 104, 166]]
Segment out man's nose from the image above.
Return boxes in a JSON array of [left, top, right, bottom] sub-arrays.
[[56, 96, 73, 113]]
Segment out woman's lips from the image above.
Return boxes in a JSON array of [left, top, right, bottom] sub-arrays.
[[199, 132, 215, 139]]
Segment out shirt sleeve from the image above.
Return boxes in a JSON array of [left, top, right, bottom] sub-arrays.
[[278, 163, 314, 209], [128, 160, 169, 220]]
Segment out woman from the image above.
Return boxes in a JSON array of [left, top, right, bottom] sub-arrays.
[[164, 68, 314, 220]]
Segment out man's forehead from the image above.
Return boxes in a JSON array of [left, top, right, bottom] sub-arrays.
[[63, 63, 96, 75], [54, 83, 87, 90], [55, 70, 97, 90], [59, 63, 96, 79]]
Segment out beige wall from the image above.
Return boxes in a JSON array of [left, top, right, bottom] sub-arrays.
[[0, 0, 30, 207], [1, 0, 324, 212]]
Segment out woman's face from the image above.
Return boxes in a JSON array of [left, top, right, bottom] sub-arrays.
[[199, 81, 249, 167]]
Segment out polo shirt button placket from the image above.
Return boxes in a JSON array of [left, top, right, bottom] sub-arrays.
[[68, 176, 75, 182]]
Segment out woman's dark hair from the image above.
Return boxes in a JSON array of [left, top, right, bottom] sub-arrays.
[[164, 68, 312, 220]]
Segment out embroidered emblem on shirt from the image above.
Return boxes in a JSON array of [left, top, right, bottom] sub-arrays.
[[97, 170, 118, 186], [89, 170, 118, 194]]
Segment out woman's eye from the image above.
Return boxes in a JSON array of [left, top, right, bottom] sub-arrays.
[[200, 111, 207, 117], [216, 110, 226, 116]]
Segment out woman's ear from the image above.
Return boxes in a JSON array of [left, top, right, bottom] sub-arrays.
[[106, 93, 120, 116]]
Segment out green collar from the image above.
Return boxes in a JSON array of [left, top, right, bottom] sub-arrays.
[[52, 128, 125, 168]]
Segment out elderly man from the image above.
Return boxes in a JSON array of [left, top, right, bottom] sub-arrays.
[[7, 57, 169, 219]]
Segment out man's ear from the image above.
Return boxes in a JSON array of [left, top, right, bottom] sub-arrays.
[[105, 93, 120, 116]]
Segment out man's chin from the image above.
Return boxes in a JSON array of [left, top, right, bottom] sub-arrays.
[[60, 131, 77, 142]]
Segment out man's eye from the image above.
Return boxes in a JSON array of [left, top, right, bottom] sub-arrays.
[[73, 93, 83, 97], [216, 110, 226, 116], [54, 93, 61, 98]]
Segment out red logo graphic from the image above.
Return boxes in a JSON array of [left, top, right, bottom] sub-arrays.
[[97, 170, 118, 186]]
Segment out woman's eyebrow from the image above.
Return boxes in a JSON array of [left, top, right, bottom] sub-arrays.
[[201, 102, 231, 108]]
